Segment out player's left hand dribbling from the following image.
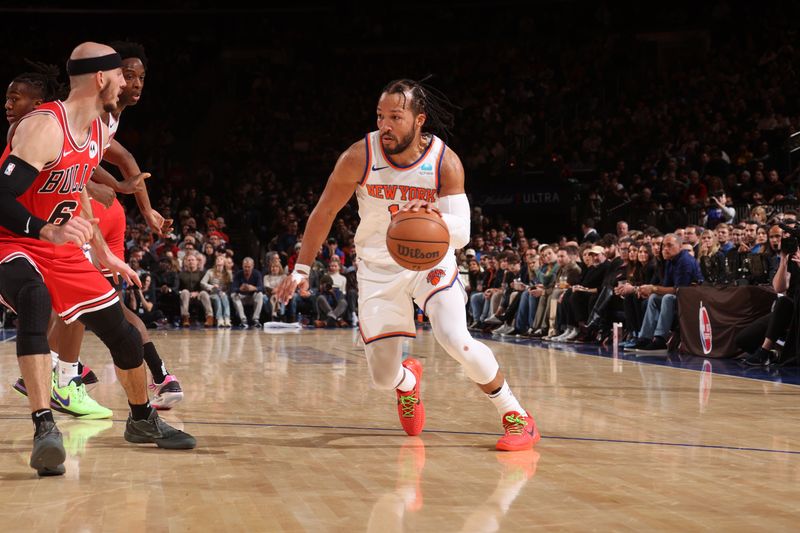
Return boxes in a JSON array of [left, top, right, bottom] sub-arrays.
[[401, 199, 441, 217]]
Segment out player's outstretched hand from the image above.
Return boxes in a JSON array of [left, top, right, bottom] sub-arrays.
[[400, 199, 441, 217], [276, 274, 308, 305], [40, 217, 97, 247], [102, 254, 142, 288], [117, 172, 151, 195]]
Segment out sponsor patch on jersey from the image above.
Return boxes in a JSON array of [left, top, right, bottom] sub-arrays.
[[420, 162, 434, 176], [89, 141, 98, 159]]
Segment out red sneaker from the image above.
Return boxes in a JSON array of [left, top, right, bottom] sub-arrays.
[[396, 358, 425, 436], [496, 411, 540, 451]]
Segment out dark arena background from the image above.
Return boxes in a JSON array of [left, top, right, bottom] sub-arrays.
[[1, 2, 800, 531]]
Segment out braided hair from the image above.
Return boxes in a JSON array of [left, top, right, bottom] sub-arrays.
[[380, 76, 458, 141], [12, 59, 66, 102], [109, 40, 148, 69]]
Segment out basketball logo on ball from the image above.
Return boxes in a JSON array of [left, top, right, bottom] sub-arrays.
[[386, 210, 450, 271]]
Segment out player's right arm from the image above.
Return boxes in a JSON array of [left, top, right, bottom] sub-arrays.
[[0, 114, 94, 246], [275, 139, 365, 304]]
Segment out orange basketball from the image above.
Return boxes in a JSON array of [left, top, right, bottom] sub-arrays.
[[386, 210, 450, 271]]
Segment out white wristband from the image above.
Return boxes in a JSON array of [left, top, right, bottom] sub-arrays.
[[291, 263, 310, 284]]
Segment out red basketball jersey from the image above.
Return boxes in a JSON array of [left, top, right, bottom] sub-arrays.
[[0, 101, 116, 323], [0, 100, 104, 240]]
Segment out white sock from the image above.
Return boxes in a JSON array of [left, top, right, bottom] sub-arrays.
[[57, 359, 80, 388], [50, 350, 59, 369], [488, 381, 527, 417], [395, 367, 417, 392]]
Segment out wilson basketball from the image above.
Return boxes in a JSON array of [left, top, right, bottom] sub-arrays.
[[386, 210, 450, 271]]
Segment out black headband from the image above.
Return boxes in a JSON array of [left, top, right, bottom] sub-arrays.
[[66, 52, 122, 76]]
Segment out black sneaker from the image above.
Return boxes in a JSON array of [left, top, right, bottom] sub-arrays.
[[124, 410, 196, 449], [743, 347, 777, 367], [634, 336, 669, 355], [31, 421, 66, 476]]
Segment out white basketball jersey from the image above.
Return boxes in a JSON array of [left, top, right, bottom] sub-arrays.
[[104, 113, 120, 148], [354, 131, 447, 266]]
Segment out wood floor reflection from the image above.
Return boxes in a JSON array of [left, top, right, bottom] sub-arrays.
[[1, 327, 799, 531]]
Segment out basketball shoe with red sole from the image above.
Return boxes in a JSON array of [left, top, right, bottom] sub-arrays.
[[396, 358, 425, 436], [496, 411, 540, 451]]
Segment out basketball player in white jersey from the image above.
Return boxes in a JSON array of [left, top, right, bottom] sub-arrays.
[[277, 79, 540, 451]]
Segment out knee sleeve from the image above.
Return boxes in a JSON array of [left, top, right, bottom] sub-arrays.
[[426, 287, 499, 384], [79, 305, 143, 369], [364, 337, 404, 390], [16, 281, 51, 356]]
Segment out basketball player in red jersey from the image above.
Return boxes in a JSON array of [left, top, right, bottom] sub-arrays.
[[0, 42, 195, 476], [277, 79, 540, 451], [5, 62, 149, 419], [43, 41, 184, 411], [5, 58, 179, 416]]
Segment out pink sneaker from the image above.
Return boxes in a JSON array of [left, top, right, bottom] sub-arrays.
[[149, 375, 184, 410]]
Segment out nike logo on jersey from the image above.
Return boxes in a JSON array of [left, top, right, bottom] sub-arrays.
[[371, 165, 389, 171], [63, 149, 73, 157], [24, 217, 31, 234]]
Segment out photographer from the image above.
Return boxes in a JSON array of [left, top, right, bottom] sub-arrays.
[[314, 274, 348, 327], [701, 190, 735, 229], [736, 225, 800, 366]]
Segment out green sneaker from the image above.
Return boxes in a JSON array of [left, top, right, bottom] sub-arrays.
[[51, 374, 113, 420]]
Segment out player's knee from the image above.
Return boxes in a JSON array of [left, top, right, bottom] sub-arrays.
[[80, 306, 143, 369], [15, 281, 51, 356]]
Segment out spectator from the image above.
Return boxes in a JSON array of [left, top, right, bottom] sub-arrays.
[[263, 261, 287, 321], [178, 253, 215, 328], [581, 218, 599, 243], [126, 272, 166, 329], [314, 274, 348, 328], [231, 257, 265, 328], [201, 254, 233, 327], [633, 234, 703, 353]]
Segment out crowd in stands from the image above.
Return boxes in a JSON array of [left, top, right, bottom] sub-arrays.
[[461, 206, 797, 365]]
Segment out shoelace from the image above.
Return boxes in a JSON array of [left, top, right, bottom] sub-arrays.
[[398, 394, 419, 418], [504, 414, 528, 435]]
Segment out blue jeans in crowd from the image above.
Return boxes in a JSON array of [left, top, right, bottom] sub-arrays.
[[469, 292, 492, 323], [638, 294, 677, 340], [514, 290, 538, 332], [211, 292, 230, 322]]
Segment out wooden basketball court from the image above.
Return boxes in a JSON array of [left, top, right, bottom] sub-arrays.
[[1, 327, 799, 530]]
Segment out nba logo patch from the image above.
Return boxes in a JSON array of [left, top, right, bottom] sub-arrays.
[[4, 163, 15, 175]]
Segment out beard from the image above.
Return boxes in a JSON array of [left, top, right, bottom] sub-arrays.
[[99, 81, 118, 113], [383, 124, 417, 155]]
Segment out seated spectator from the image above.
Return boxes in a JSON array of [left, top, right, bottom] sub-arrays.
[[314, 274, 349, 328], [263, 261, 287, 321], [231, 257, 265, 328], [632, 234, 703, 353], [321, 237, 346, 265], [154, 256, 181, 324], [715, 223, 734, 253], [736, 241, 799, 365], [178, 252, 215, 327], [201, 254, 232, 327], [126, 272, 165, 329]]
